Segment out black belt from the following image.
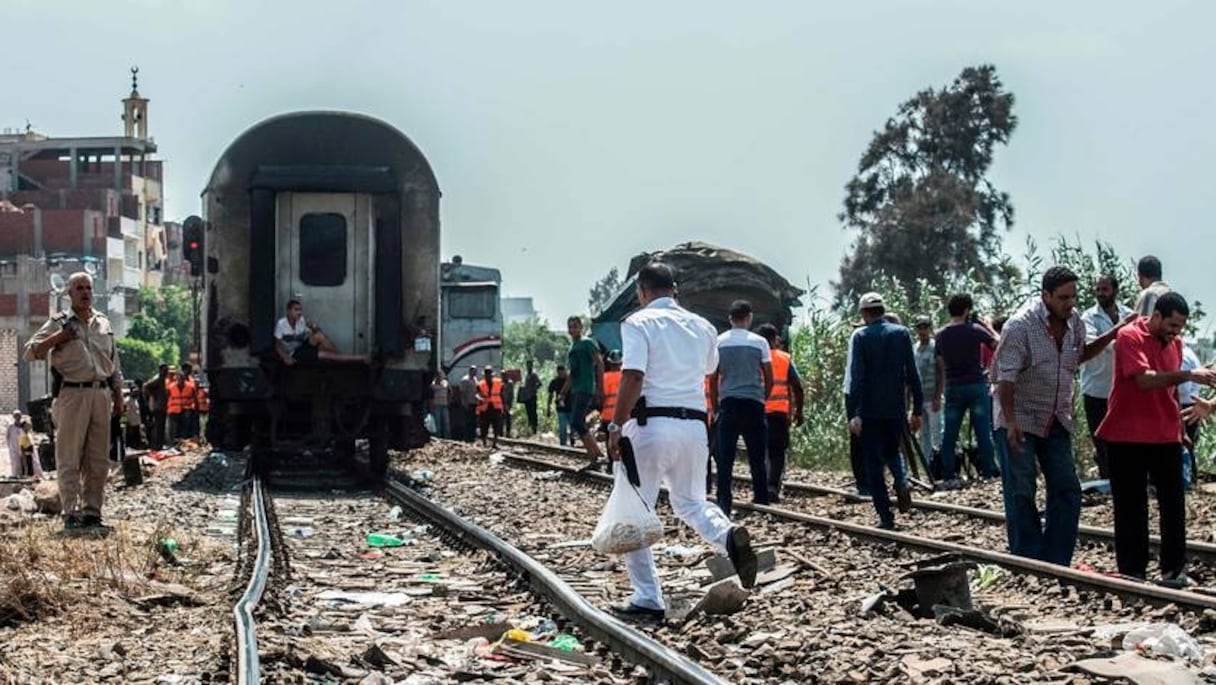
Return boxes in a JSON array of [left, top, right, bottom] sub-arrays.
[[632, 406, 708, 424], [62, 380, 109, 389]]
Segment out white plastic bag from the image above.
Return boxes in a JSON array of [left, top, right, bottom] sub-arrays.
[[591, 464, 663, 554], [423, 413, 438, 435], [1121, 622, 1203, 661]]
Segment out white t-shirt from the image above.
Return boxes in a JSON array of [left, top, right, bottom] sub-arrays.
[[621, 297, 719, 411], [274, 316, 310, 355]]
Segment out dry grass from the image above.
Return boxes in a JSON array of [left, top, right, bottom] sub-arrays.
[[0, 519, 187, 630]]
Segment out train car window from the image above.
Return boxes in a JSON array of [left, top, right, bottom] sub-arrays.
[[447, 287, 497, 319], [299, 213, 347, 286]]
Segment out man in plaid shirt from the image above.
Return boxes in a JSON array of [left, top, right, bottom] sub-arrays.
[[993, 266, 1134, 566]]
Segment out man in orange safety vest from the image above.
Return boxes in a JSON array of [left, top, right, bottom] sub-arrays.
[[476, 365, 504, 448], [758, 324, 804, 501]]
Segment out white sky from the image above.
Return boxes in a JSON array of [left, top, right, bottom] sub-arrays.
[[9, 1, 1215, 333]]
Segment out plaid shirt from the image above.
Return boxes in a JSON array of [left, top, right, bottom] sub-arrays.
[[993, 300, 1085, 437]]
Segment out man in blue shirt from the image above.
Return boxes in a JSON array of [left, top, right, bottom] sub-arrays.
[[848, 292, 923, 529]]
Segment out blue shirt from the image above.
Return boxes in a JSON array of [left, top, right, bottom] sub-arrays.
[[847, 320, 924, 420]]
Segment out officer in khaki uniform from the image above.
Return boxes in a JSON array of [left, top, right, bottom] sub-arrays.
[[24, 272, 123, 531]]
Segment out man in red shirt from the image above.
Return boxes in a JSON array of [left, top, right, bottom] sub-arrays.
[[1097, 292, 1216, 584]]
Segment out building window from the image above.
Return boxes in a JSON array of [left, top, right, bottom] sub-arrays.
[[298, 213, 347, 287], [447, 286, 497, 319]]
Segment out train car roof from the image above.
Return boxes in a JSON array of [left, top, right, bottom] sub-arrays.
[[204, 110, 439, 197], [441, 261, 501, 284]]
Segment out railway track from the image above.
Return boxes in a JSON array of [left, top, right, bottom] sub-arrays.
[[493, 438, 1216, 610], [499, 437, 1216, 569], [232, 452, 730, 684], [395, 440, 1216, 682]]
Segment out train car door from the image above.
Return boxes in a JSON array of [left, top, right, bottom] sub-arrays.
[[276, 193, 374, 356]]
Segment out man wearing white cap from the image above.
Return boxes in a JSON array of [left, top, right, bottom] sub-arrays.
[[847, 292, 923, 528]]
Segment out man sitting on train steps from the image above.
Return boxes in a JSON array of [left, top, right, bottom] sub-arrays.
[[274, 299, 365, 364]]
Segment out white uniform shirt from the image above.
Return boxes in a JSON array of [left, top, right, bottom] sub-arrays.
[[620, 297, 718, 410], [274, 316, 310, 355]]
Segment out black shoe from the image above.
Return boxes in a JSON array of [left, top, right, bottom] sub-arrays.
[[1159, 571, 1193, 589], [878, 520, 898, 531], [610, 601, 665, 619], [896, 483, 912, 513], [62, 514, 84, 532], [725, 526, 758, 589], [78, 515, 110, 531]]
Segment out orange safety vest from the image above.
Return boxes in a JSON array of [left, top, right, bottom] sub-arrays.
[[765, 350, 792, 415], [477, 379, 503, 414], [196, 386, 210, 414], [167, 379, 195, 415], [601, 370, 621, 421]]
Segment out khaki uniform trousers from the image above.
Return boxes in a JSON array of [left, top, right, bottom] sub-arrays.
[[52, 387, 113, 517]]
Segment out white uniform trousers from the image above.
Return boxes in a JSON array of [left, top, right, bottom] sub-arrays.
[[621, 417, 734, 610]]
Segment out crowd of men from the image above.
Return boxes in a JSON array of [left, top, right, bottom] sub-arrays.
[[847, 256, 1212, 586]]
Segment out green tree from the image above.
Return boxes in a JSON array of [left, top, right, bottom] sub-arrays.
[[134, 285, 196, 361], [837, 64, 1018, 306], [502, 318, 567, 369], [588, 266, 622, 315], [116, 337, 178, 382]]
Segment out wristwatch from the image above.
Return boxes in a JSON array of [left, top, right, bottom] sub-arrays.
[[606, 422, 621, 434]]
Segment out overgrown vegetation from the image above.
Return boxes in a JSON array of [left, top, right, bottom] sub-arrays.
[[500, 318, 570, 437]]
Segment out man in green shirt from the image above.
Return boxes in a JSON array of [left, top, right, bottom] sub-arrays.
[[562, 315, 605, 468]]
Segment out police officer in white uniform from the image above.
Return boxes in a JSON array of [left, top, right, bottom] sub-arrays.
[[606, 262, 758, 617]]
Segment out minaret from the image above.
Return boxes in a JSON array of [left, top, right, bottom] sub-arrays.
[[121, 66, 149, 139]]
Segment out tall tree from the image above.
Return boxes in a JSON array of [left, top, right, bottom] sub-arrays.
[[836, 65, 1018, 305], [588, 266, 622, 315], [135, 285, 195, 361]]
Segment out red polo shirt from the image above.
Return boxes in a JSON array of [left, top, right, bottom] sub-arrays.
[[1096, 318, 1183, 444]]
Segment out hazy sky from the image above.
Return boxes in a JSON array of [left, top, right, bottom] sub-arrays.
[[9, 1, 1215, 333]]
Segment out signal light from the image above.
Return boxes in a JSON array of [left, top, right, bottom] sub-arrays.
[[182, 216, 204, 277]]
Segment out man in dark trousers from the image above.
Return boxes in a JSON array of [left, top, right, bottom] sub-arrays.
[[848, 292, 922, 529], [519, 360, 542, 435], [711, 300, 774, 513], [143, 364, 170, 450], [757, 324, 804, 502], [1097, 293, 1215, 585]]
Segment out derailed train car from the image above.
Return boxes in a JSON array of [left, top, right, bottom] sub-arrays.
[[202, 111, 440, 474]]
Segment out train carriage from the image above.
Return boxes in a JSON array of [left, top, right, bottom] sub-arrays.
[[202, 111, 440, 474], [439, 257, 503, 382]]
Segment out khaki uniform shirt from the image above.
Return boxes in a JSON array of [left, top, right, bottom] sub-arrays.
[[24, 309, 123, 386]]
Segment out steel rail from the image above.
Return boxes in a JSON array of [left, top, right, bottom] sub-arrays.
[[234, 475, 271, 685], [383, 478, 728, 685], [497, 448, 1216, 612], [497, 437, 1216, 563]]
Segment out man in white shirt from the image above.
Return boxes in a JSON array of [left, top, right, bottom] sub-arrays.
[[1080, 274, 1134, 479], [6, 410, 24, 477], [274, 299, 363, 364], [605, 263, 758, 618]]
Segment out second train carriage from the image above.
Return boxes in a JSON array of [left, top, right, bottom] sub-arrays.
[[439, 257, 503, 382], [201, 111, 440, 474]]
